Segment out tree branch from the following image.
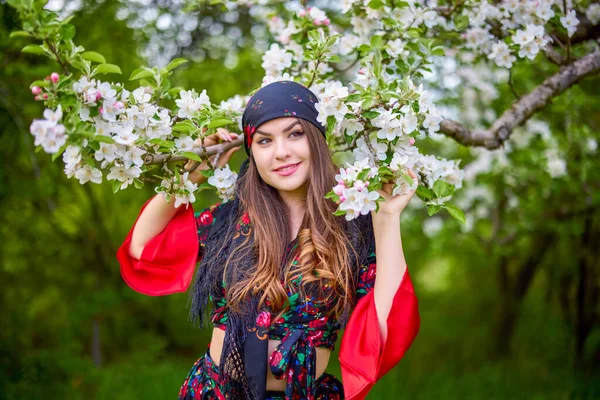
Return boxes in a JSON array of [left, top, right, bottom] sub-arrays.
[[439, 51, 600, 149], [144, 136, 243, 165]]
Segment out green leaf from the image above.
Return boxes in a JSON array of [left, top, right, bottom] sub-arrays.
[[172, 121, 194, 133], [70, 59, 87, 72], [197, 181, 213, 191], [427, 205, 441, 216], [10, 30, 32, 38], [308, 30, 321, 42], [443, 204, 466, 224], [328, 55, 341, 63], [370, 35, 383, 49], [95, 63, 122, 75], [129, 68, 154, 81], [362, 110, 380, 119], [207, 119, 234, 129], [406, 28, 421, 39], [368, 0, 384, 9], [165, 57, 189, 72], [416, 185, 434, 201], [112, 179, 121, 193], [29, 80, 47, 88], [59, 24, 76, 41], [433, 180, 450, 198], [182, 151, 202, 162], [51, 143, 69, 162], [22, 44, 45, 55], [81, 51, 106, 64], [95, 135, 115, 144], [454, 15, 470, 30], [431, 47, 445, 57], [133, 178, 144, 189]]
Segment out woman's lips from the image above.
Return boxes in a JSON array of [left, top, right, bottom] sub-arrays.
[[274, 162, 301, 176]]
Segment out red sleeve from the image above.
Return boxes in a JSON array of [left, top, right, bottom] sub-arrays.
[[339, 268, 420, 400], [116, 197, 199, 296]]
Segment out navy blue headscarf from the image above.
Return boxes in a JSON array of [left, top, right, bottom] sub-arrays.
[[241, 81, 326, 155]]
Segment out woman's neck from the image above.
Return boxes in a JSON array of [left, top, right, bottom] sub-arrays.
[[278, 189, 307, 238]]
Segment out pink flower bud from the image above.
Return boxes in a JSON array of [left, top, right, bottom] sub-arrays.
[[340, 195, 346, 202], [34, 95, 41, 101], [95, 92, 103, 101], [409, 137, 415, 146], [333, 184, 345, 196], [358, 68, 366, 74], [114, 101, 124, 110], [314, 19, 321, 26], [323, 18, 331, 26], [99, 106, 104, 114], [31, 86, 42, 95], [337, 180, 345, 186], [42, 93, 48, 99], [50, 72, 59, 83], [299, 9, 307, 17], [353, 180, 366, 191]]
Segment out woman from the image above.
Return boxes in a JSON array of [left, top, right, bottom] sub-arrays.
[[117, 81, 420, 400]]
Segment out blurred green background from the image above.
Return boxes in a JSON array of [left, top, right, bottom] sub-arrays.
[[1, 1, 599, 399]]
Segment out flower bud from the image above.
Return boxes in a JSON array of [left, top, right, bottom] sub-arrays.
[[50, 72, 59, 83], [409, 137, 415, 146], [34, 95, 41, 101], [333, 184, 345, 196], [298, 9, 307, 17], [95, 92, 103, 101], [323, 18, 331, 26], [353, 180, 366, 191], [42, 93, 48, 100], [31, 86, 42, 95]]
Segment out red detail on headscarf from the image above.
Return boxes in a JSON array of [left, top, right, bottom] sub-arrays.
[[244, 125, 256, 148]]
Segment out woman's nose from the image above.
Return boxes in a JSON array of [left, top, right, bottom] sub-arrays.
[[274, 138, 291, 160]]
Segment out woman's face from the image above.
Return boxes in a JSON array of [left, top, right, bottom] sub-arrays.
[[250, 117, 311, 196]]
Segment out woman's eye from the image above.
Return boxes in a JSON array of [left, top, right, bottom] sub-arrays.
[[257, 138, 270, 145], [290, 131, 304, 138]]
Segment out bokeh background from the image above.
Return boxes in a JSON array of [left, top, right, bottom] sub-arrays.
[[1, 0, 599, 399]]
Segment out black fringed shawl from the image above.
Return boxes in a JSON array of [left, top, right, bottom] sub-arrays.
[[187, 159, 376, 399]]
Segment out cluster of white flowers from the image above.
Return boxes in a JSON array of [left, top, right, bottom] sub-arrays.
[[175, 89, 210, 119], [544, 149, 568, 178], [32, 74, 241, 202], [313, 81, 350, 128], [414, 155, 465, 191], [587, 4, 600, 24], [30, 105, 67, 154], [332, 158, 380, 221], [158, 172, 198, 208], [453, 0, 583, 68], [207, 165, 238, 202], [511, 24, 548, 60]]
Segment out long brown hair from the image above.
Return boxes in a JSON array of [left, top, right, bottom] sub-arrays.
[[225, 118, 356, 319]]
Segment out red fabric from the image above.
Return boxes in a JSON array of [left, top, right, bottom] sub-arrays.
[[339, 268, 420, 400], [116, 197, 199, 296]]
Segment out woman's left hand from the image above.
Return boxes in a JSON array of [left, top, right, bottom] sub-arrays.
[[373, 169, 418, 217]]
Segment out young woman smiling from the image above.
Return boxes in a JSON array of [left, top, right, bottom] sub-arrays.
[[117, 81, 420, 400]]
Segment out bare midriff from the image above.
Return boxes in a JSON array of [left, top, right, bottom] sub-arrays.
[[210, 327, 331, 392]]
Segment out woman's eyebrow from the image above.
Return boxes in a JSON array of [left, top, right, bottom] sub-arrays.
[[256, 121, 300, 136]]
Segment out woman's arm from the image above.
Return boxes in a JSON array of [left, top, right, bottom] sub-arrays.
[[128, 192, 194, 259], [129, 128, 239, 259], [371, 214, 406, 342]]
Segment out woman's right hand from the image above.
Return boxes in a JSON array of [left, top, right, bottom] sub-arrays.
[[185, 128, 241, 184]]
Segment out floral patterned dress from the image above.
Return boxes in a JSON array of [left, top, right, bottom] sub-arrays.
[[117, 199, 420, 400]]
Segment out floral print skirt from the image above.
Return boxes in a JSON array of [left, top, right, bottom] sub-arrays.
[[178, 347, 344, 399]]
